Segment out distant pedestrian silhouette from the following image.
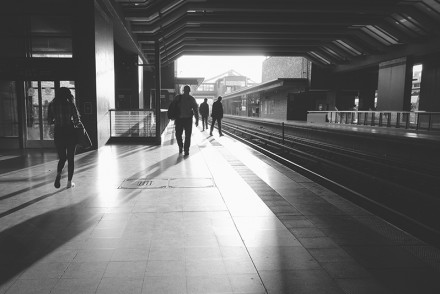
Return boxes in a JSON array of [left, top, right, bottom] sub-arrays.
[[47, 87, 80, 189], [199, 98, 209, 131], [174, 85, 199, 156], [210, 96, 223, 136]]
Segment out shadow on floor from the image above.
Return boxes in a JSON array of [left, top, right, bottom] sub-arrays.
[[0, 198, 100, 287]]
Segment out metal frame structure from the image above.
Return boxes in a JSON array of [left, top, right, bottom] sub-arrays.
[[112, 0, 440, 70]]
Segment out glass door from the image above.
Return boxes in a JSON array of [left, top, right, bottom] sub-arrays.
[[24, 80, 75, 148]]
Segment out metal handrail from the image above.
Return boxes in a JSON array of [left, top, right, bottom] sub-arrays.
[[308, 111, 440, 131]]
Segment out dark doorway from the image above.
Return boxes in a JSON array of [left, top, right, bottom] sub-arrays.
[[287, 93, 310, 121]]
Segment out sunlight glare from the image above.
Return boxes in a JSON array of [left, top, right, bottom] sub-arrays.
[[177, 55, 267, 83], [95, 146, 121, 204]]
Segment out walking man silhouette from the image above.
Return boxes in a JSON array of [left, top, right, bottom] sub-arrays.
[[199, 98, 209, 131], [210, 96, 223, 136], [174, 85, 199, 156]]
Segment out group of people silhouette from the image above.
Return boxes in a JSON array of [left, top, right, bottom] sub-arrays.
[[172, 85, 223, 156], [47, 85, 224, 190]]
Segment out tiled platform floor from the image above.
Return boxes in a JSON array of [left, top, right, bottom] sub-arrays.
[[1, 123, 440, 294]]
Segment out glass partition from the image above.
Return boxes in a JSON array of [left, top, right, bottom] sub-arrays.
[[30, 16, 72, 58], [110, 110, 156, 137]]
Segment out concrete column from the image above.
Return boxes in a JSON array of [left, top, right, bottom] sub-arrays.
[[377, 57, 413, 111], [419, 56, 440, 111], [73, 0, 115, 149], [155, 40, 161, 143]]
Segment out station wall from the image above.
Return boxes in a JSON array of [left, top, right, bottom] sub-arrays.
[[262, 57, 309, 83], [260, 90, 289, 120]]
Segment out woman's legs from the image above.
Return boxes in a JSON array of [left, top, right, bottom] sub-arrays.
[[54, 140, 77, 188], [66, 144, 76, 187], [55, 140, 67, 188]]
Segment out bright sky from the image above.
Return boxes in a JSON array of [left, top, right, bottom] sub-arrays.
[[176, 55, 267, 83]]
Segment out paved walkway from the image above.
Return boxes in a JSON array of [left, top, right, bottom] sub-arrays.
[[1, 123, 440, 294]]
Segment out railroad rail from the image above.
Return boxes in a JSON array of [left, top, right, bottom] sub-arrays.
[[217, 116, 440, 246]]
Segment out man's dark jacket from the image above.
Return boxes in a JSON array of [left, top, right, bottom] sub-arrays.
[[211, 101, 223, 119]]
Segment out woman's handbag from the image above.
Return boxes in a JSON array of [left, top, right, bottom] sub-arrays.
[[74, 122, 92, 149]]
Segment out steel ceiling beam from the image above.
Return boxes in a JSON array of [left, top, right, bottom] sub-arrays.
[[110, 0, 440, 68]]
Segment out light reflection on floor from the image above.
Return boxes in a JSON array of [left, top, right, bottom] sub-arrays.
[[1, 124, 440, 294]]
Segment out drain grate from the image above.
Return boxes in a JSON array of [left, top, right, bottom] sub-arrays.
[[118, 178, 168, 189], [118, 178, 215, 189], [136, 180, 153, 186]]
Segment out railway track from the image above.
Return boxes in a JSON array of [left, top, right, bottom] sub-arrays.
[[217, 117, 440, 246]]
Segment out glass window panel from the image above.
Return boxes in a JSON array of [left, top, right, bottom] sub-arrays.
[[0, 81, 19, 137], [41, 81, 55, 140], [30, 16, 73, 58], [31, 37, 72, 58], [26, 82, 40, 140]]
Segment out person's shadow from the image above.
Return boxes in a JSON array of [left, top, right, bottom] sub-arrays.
[[0, 197, 99, 287]]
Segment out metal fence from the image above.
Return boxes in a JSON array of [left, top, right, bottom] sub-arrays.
[[308, 111, 440, 131]]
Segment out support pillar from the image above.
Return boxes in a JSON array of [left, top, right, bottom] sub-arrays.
[[419, 56, 440, 111], [155, 40, 161, 143], [377, 57, 413, 111]]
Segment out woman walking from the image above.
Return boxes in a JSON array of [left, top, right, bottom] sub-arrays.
[[47, 87, 80, 188]]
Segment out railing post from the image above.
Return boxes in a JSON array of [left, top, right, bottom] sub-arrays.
[[416, 112, 420, 130], [129, 111, 132, 136], [379, 113, 383, 126], [428, 113, 432, 130], [155, 40, 161, 143], [405, 112, 410, 129], [109, 110, 112, 138], [282, 122, 285, 145]]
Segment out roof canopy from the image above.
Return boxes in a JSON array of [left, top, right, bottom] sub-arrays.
[[112, 0, 440, 71]]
